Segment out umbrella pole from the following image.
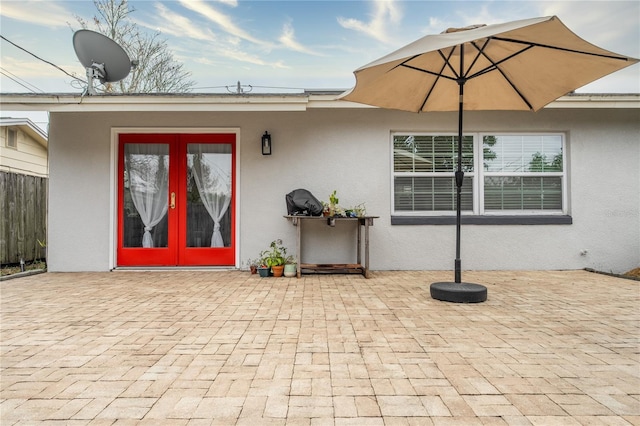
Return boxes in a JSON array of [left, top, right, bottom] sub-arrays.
[[430, 43, 487, 303], [455, 78, 464, 284]]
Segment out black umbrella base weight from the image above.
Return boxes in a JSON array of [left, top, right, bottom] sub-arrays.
[[430, 282, 488, 303]]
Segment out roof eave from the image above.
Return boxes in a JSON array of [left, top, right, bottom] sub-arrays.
[[0, 117, 48, 147], [1, 92, 638, 112]]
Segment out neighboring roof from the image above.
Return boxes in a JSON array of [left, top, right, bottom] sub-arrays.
[[0, 91, 638, 114], [0, 117, 48, 148]]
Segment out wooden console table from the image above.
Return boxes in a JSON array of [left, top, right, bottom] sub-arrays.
[[284, 215, 378, 278]]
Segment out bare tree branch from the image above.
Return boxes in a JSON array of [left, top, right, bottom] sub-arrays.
[[75, 0, 194, 93]]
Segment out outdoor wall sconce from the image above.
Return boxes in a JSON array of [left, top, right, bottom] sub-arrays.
[[261, 131, 272, 155]]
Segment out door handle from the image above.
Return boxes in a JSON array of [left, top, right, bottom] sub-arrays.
[[170, 192, 176, 209]]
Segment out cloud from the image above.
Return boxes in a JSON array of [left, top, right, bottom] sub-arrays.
[[216, 0, 238, 6], [278, 22, 324, 56], [537, 1, 639, 56], [219, 47, 288, 69], [190, 39, 283, 70], [1, 56, 77, 78], [455, 3, 518, 27], [135, 2, 284, 70], [1, 1, 70, 28], [158, 0, 315, 72], [177, 0, 268, 47], [145, 3, 218, 42], [337, 0, 402, 44]]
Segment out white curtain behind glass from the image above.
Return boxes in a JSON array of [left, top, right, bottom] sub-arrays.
[[125, 144, 169, 248], [190, 144, 231, 247]]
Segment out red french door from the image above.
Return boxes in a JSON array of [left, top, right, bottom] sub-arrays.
[[117, 133, 236, 266]]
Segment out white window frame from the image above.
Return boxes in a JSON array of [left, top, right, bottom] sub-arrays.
[[391, 132, 568, 217]]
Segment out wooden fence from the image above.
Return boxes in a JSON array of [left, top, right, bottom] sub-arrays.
[[0, 172, 48, 265]]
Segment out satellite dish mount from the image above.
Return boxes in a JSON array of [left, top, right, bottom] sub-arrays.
[[85, 63, 106, 95], [73, 29, 134, 95]]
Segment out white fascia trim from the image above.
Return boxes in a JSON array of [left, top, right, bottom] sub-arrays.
[[546, 94, 640, 108], [0, 94, 310, 112], [1, 93, 638, 112]]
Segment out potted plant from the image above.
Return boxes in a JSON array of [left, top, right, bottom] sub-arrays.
[[284, 255, 297, 277], [328, 190, 339, 216], [257, 263, 270, 277], [257, 254, 270, 277], [322, 201, 330, 216], [260, 239, 289, 277], [246, 258, 259, 274], [353, 203, 367, 217]]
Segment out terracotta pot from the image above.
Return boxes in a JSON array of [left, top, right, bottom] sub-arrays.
[[271, 265, 284, 277]]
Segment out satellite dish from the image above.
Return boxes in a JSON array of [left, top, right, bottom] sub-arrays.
[[73, 29, 133, 95]]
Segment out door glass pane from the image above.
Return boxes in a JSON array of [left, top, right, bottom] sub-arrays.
[[187, 144, 232, 247], [123, 143, 169, 248]]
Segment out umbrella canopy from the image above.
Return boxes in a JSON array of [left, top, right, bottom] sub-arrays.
[[341, 15, 638, 113], [340, 15, 638, 296]]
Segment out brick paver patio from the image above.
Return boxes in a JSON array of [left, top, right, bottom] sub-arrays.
[[1, 270, 639, 425]]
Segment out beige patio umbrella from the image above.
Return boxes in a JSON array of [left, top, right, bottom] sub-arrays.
[[340, 15, 638, 302]]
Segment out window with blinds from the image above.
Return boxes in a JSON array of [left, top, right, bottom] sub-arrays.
[[483, 135, 563, 211], [392, 133, 566, 215], [393, 134, 474, 212]]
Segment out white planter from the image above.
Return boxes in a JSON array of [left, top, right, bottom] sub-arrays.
[[284, 264, 296, 277]]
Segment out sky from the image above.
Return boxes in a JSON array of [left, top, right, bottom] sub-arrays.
[[1, 0, 639, 131]]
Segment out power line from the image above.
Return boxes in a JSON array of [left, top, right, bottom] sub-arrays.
[[0, 66, 44, 93], [0, 34, 85, 84], [0, 70, 39, 93]]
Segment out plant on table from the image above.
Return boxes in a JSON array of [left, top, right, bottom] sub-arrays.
[[353, 203, 366, 217], [328, 190, 339, 216], [324, 191, 366, 218]]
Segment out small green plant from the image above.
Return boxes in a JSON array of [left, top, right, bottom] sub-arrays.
[[329, 190, 339, 206], [327, 190, 340, 216], [260, 239, 290, 267], [284, 254, 296, 265]]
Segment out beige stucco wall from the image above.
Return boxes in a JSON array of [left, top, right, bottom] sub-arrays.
[[46, 107, 639, 274]]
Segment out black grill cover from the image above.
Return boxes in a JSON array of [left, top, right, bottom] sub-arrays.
[[286, 189, 323, 216]]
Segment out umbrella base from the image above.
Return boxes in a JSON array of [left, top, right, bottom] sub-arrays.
[[430, 282, 487, 303]]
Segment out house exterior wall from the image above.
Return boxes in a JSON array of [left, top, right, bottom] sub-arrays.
[[0, 125, 48, 177], [46, 107, 639, 274]]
